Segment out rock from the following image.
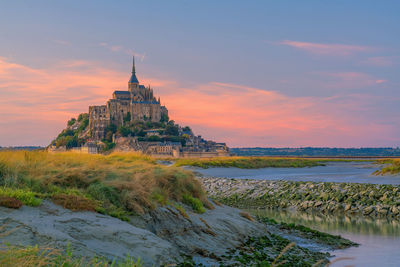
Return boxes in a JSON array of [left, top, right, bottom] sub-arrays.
[[344, 204, 351, 212], [0, 201, 179, 266], [376, 205, 388, 215], [314, 201, 323, 207], [0, 200, 269, 266], [363, 206, 374, 215], [392, 206, 400, 215]]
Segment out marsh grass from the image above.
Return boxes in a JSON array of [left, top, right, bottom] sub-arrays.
[[0, 242, 142, 267], [174, 156, 326, 169], [374, 159, 400, 175], [0, 151, 208, 216]]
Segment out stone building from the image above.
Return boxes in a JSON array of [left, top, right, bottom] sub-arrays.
[[89, 57, 168, 140]]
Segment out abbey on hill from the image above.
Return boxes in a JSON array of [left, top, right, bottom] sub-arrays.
[[89, 57, 168, 140], [51, 57, 230, 157]]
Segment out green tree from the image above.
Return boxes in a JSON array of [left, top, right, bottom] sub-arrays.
[[160, 113, 169, 123], [182, 126, 192, 132], [117, 126, 130, 137], [165, 124, 179, 136], [123, 112, 131, 123], [67, 118, 76, 126]]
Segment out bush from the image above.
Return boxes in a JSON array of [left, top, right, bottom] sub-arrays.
[[182, 194, 205, 214], [78, 117, 89, 133], [117, 126, 131, 137], [0, 196, 23, 209], [87, 182, 121, 207], [67, 118, 76, 126], [0, 187, 41, 206], [52, 194, 97, 211]]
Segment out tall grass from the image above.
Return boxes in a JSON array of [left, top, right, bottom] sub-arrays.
[[174, 156, 325, 169], [0, 240, 142, 267], [0, 151, 207, 215], [374, 159, 400, 175]]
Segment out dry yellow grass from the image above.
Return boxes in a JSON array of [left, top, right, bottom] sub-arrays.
[[0, 151, 208, 215], [239, 211, 255, 222]]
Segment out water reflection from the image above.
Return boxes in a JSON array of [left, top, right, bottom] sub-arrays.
[[248, 208, 400, 237]]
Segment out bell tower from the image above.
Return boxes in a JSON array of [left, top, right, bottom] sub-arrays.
[[128, 55, 139, 92]]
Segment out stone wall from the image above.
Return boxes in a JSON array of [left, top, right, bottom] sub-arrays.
[[89, 105, 109, 140]]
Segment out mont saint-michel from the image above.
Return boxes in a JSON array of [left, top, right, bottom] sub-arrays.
[[50, 57, 230, 157]]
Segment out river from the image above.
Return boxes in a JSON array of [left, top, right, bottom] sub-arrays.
[[192, 161, 400, 266], [192, 161, 400, 185], [250, 208, 400, 267]]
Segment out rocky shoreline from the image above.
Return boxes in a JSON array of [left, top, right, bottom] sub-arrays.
[[200, 177, 400, 219], [0, 199, 349, 266]]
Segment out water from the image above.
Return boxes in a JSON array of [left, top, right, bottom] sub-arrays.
[[250, 208, 400, 267], [193, 161, 400, 185], [195, 162, 400, 266]]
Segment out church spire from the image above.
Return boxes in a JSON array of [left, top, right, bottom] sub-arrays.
[[128, 55, 139, 84], [132, 55, 136, 74]]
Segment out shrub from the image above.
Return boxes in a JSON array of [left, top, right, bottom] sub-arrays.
[[0, 187, 41, 206], [67, 118, 76, 126], [182, 194, 205, 214], [87, 183, 121, 206], [52, 194, 97, 211], [0, 196, 23, 209]]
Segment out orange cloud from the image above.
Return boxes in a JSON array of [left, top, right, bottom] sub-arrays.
[[156, 82, 395, 147], [279, 40, 372, 56], [0, 57, 396, 147]]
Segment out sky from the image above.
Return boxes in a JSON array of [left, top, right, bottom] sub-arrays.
[[0, 1, 399, 147]]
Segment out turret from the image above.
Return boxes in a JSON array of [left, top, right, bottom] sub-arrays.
[[128, 56, 139, 92]]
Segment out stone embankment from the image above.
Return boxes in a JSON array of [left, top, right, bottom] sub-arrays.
[[200, 177, 400, 218]]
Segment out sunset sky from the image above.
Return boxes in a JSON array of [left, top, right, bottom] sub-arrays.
[[1, 1, 399, 147]]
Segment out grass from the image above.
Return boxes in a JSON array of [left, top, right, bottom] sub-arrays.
[[0, 187, 42, 206], [239, 211, 255, 221], [0, 151, 209, 217], [0, 241, 142, 267], [174, 156, 326, 169], [374, 159, 400, 175], [182, 194, 206, 213]]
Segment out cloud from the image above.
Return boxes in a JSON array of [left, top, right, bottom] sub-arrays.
[[278, 40, 373, 56], [157, 82, 397, 147], [98, 42, 146, 61], [0, 57, 397, 147]]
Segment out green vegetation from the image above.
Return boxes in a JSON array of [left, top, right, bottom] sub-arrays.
[[220, 234, 328, 267], [53, 113, 89, 149], [0, 242, 142, 267], [374, 159, 400, 175], [175, 156, 325, 169], [182, 194, 206, 213], [0, 187, 42, 206], [258, 217, 357, 249], [0, 151, 209, 219]]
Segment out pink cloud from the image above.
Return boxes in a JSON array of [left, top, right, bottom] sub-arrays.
[[0, 57, 397, 147], [279, 40, 372, 56], [157, 82, 396, 147]]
